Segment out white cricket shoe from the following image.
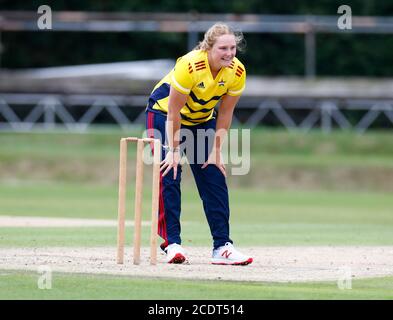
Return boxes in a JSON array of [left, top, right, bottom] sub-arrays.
[[165, 243, 187, 264], [211, 242, 253, 265]]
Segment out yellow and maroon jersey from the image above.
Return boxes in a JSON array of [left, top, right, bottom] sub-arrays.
[[146, 49, 246, 126]]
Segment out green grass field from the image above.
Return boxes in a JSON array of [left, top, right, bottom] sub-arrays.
[[0, 182, 392, 247], [0, 271, 392, 300], [0, 128, 392, 299]]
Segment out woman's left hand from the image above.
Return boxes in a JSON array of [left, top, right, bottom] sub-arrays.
[[201, 149, 227, 177]]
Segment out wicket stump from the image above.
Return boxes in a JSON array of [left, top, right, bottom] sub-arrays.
[[116, 137, 161, 265]]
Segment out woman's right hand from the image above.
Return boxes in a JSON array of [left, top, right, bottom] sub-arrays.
[[160, 150, 182, 179]]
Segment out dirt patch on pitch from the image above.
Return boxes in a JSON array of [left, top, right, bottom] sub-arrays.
[[0, 246, 392, 283]]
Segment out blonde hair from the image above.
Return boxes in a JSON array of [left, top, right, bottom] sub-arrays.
[[194, 22, 245, 52]]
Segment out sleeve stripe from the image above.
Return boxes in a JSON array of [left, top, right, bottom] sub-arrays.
[[171, 74, 191, 94], [228, 87, 245, 95]]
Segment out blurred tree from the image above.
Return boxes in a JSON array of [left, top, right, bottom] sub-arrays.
[[1, 0, 393, 76]]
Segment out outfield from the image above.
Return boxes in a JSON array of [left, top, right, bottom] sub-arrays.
[[0, 128, 392, 299]]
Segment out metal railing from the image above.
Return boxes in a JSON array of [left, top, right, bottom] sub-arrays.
[[1, 93, 392, 133]]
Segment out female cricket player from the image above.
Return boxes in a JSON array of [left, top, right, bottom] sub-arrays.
[[145, 22, 253, 265]]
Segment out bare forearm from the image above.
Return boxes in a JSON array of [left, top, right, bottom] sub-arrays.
[[214, 95, 240, 151], [214, 111, 232, 150], [167, 109, 182, 149]]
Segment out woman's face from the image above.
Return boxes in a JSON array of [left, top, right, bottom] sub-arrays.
[[209, 34, 237, 69]]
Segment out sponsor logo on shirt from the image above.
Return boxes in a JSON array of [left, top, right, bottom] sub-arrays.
[[197, 82, 205, 89]]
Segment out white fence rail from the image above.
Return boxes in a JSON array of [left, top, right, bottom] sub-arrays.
[[1, 93, 392, 133]]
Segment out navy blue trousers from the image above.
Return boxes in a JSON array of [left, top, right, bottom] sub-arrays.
[[146, 110, 232, 249]]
